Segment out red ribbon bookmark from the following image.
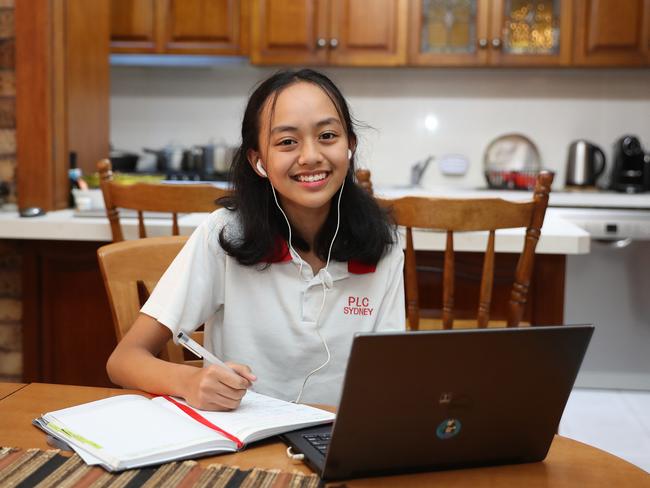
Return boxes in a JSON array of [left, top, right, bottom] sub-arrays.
[[161, 395, 243, 449]]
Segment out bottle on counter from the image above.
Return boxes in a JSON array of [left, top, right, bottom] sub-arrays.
[[68, 151, 88, 208]]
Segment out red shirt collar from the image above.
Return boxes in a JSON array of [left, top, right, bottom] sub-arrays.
[[263, 239, 376, 274]]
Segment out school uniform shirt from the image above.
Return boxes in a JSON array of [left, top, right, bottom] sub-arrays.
[[141, 207, 405, 406]]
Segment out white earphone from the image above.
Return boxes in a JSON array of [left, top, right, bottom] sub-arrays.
[[347, 148, 352, 160], [256, 160, 267, 178]]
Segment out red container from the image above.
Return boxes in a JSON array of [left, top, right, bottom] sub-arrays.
[[485, 170, 552, 190]]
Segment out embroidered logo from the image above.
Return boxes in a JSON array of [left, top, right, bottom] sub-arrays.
[[344, 296, 373, 316]]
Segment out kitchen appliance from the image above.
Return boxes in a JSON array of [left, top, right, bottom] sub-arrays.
[[109, 147, 140, 173], [609, 135, 649, 193], [142, 143, 233, 181], [549, 201, 650, 390], [565, 140, 606, 188], [143, 146, 183, 173]]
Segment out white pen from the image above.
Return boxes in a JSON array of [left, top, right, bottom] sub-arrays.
[[176, 331, 233, 371]]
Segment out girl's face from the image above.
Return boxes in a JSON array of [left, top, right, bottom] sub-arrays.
[[250, 81, 351, 219]]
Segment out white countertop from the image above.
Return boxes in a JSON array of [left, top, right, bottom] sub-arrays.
[[0, 207, 589, 255], [376, 186, 650, 210]]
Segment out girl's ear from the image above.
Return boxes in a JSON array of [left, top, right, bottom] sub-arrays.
[[348, 140, 357, 160], [348, 137, 357, 156], [247, 149, 263, 176]]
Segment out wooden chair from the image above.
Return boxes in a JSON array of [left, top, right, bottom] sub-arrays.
[[97, 159, 229, 242], [376, 171, 554, 331], [97, 235, 201, 366]]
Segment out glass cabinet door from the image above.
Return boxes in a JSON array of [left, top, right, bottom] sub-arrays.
[[409, 0, 490, 66], [490, 0, 572, 65]]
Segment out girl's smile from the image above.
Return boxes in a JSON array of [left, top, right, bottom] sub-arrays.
[[292, 170, 330, 186]]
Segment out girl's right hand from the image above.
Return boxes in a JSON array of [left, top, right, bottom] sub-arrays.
[[184, 362, 257, 411]]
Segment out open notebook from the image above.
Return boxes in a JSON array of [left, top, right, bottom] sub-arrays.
[[33, 391, 335, 472]]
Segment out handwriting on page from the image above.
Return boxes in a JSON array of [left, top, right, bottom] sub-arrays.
[[155, 391, 333, 441]]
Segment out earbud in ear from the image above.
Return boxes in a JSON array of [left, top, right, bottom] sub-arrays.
[[347, 149, 352, 160], [256, 160, 268, 178]]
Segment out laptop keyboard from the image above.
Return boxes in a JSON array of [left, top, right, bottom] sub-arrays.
[[303, 433, 331, 455]]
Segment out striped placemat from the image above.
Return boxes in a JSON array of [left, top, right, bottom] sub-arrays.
[[0, 447, 322, 487]]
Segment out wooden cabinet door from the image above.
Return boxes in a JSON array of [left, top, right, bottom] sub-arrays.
[[163, 0, 244, 54], [250, 0, 329, 65], [573, 0, 650, 66], [409, 0, 490, 66], [329, 0, 408, 66], [111, 0, 160, 52], [489, 0, 572, 66], [22, 241, 117, 387]]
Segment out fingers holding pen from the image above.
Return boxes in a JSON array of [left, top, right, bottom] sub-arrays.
[[226, 362, 258, 385], [186, 362, 256, 411]]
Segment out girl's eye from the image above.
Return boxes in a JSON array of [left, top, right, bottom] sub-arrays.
[[277, 139, 296, 146], [320, 132, 337, 140]]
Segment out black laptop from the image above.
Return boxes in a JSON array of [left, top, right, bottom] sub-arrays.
[[281, 324, 593, 481]]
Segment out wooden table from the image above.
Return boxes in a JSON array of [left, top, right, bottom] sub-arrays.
[[0, 383, 647, 487], [0, 382, 26, 400]]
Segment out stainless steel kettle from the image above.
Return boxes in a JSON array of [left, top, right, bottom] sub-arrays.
[[565, 140, 606, 187]]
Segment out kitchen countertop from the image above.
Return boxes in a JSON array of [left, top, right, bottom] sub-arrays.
[[0, 207, 589, 255], [376, 186, 650, 210]]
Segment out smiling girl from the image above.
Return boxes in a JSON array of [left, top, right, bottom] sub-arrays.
[[106, 69, 405, 410]]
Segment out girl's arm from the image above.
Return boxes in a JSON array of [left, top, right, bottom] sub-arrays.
[[106, 313, 256, 411]]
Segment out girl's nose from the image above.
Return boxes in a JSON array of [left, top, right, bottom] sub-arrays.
[[298, 141, 322, 165]]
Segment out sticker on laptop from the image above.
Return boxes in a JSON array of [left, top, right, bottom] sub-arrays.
[[436, 418, 462, 439]]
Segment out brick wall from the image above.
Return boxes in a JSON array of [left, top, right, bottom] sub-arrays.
[[0, 241, 20, 381], [0, 0, 16, 202], [0, 0, 19, 382], [0, 0, 14, 202]]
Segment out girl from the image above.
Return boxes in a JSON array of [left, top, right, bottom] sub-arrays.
[[106, 69, 405, 410]]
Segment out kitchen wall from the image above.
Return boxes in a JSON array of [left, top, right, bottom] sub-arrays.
[[110, 65, 650, 189]]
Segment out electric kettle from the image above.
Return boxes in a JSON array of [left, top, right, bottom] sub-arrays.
[[565, 140, 606, 187]]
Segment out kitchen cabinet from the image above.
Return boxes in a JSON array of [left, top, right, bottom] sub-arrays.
[[111, 0, 248, 55], [573, 0, 650, 66], [22, 240, 117, 388], [110, 0, 157, 52], [415, 251, 565, 326], [15, 0, 109, 210], [409, 0, 572, 67], [250, 0, 408, 66]]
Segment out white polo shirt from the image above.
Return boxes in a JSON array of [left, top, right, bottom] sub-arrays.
[[141, 208, 405, 405]]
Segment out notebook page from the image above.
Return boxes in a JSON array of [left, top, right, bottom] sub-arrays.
[[154, 391, 335, 443], [43, 395, 231, 462]]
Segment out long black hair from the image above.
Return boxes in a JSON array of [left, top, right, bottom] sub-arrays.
[[218, 69, 395, 266]]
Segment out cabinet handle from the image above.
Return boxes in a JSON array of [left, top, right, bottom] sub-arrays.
[[317, 38, 327, 48], [491, 38, 502, 49], [478, 38, 488, 49], [329, 38, 339, 48]]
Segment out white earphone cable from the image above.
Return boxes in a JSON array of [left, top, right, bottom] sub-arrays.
[[270, 184, 306, 277], [267, 170, 346, 403]]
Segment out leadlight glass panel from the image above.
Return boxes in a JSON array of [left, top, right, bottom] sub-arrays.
[[420, 0, 477, 54], [503, 0, 561, 55]]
